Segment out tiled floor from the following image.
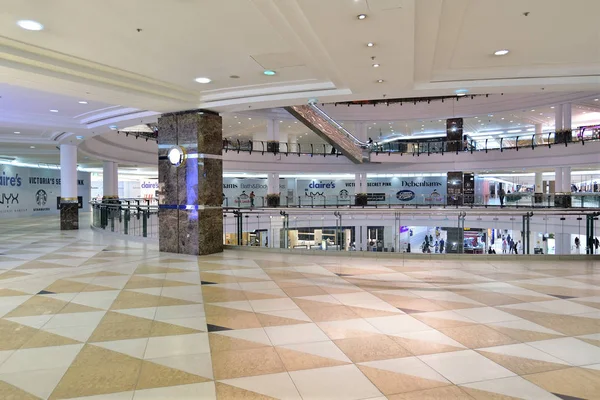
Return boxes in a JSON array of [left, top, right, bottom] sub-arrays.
[[0, 218, 600, 399]]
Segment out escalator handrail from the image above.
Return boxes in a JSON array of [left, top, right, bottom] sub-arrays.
[[308, 103, 369, 147]]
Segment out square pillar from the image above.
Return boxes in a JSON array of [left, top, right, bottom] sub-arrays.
[[60, 144, 79, 230], [158, 110, 223, 255]]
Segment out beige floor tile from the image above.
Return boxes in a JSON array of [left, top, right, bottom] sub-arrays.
[[202, 286, 248, 302], [477, 351, 570, 375], [460, 387, 522, 400], [211, 347, 286, 380], [49, 346, 142, 399], [525, 367, 600, 399], [487, 326, 564, 342], [0, 320, 41, 350], [300, 304, 360, 322], [21, 329, 80, 349], [500, 308, 600, 336], [135, 360, 210, 390], [390, 336, 464, 356], [88, 312, 153, 342], [109, 290, 194, 310], [5, 296, 85, 317], [439, 325, 519, 348], [374, 293, 447, 312], [387, 385, 474, 399], [215, 382, 276, 400], [0, 289, 31, 297], [334, 334, 412, 363], [282, 286, 327, 297], [253, 311, 306, 327], [413, 315, 476, 329], [0, 271, 30, 280], [0, 380, 40, 399], [275, 346, 349, 371], [358, 365, 449, 396], [44, 279, 113, 293], [208, 333, 269, 353]]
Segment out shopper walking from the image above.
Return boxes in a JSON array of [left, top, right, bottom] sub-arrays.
[[499, 187, 505, 207], [502, 240, 507, 254]]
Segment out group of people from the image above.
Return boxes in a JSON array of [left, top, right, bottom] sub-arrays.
[[501, 235, 522, 254]]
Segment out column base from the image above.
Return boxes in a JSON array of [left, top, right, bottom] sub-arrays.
[[266, 194, 280, 207], [534, 193, 543, 204], [60, 203, 79, 230], [159, 208, 223, 256], [554, 193, 572, 208]]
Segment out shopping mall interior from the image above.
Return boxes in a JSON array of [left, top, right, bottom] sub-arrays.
[[1, 1, 600, 399]]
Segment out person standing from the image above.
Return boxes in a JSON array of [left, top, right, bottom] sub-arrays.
[[499, 187, 505, 207], [595, 237, 599, 253], [502, 239, 507, 254], [439, 238, 445, 253], [249, 191, 255, 208]]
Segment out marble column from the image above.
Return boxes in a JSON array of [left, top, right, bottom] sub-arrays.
[[158, 110, 223, 255], [267, 172, 280, 206], [60, 144, 79, 230]]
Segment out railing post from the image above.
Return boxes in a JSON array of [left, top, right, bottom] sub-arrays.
[[142, 210, 148, 238]]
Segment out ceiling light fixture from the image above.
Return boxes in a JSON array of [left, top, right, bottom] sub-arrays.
[[13, 132, 20, 134], [78, 101, 88, 104], [17, 20, 44, 31], [595, 99, 599, 101], [376, 79, 384, 83], [194, 77, 211, 84], [372, 64, 380, 68], [367, 42, 375, 47], [357, 14, 367, 20], [30, 146, 35, 149], [49, 109, 58, 113], [263, 70, 276, 76], [494, 49, 509, 56]]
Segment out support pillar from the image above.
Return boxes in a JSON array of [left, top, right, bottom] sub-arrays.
[[354, 173, 367, 206], [555, 232, 571, 255], [562, 166, 572, 193], [267, 172, 280, 207], [60, 144, 79, 230], [563, 103, 572, 132], [554, 104, 564, 132], [102, 161, 118, 201], [534, 172, 543, 203], [554, 167, 562, 194], [535, 123, 543, 145], [266, 119, 280, 153], [158, 110, 223, 255]]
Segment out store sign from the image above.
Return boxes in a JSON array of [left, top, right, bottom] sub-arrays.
[[297, 177, 447, 204], [0, 165, 91, 219], [223, 178, 287, 207]]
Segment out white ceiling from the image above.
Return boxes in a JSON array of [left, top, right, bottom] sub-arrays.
[[2, 0, 600, 163]]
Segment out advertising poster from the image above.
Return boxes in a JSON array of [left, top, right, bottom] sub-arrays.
[[0, 165, 91, 219]]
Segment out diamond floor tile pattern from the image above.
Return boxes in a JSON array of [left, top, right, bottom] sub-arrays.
[[0, 216, 599, 398]]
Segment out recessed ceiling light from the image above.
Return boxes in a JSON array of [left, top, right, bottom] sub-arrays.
[[263, 70, 276, 76], [357, 14, 367, 20], [550, 106, 555, 109], [30, 146, 35, 149], [494, 49, 509, 56], [531, 109, 535, 112], [17, 20, 44, 31], [367, 42, 375, 47], [376, 79, 384, 83], [49, 109, 58, 112], [194, 77, 211, 84], [13, 131, 20, 134], [372, 64, 380, 68], [501, 117, 505, 120], [595, 99, 599, 101], [78, 101, 88, 104]]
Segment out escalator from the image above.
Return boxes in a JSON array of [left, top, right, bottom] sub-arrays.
[[285, 103, 370, 164]]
